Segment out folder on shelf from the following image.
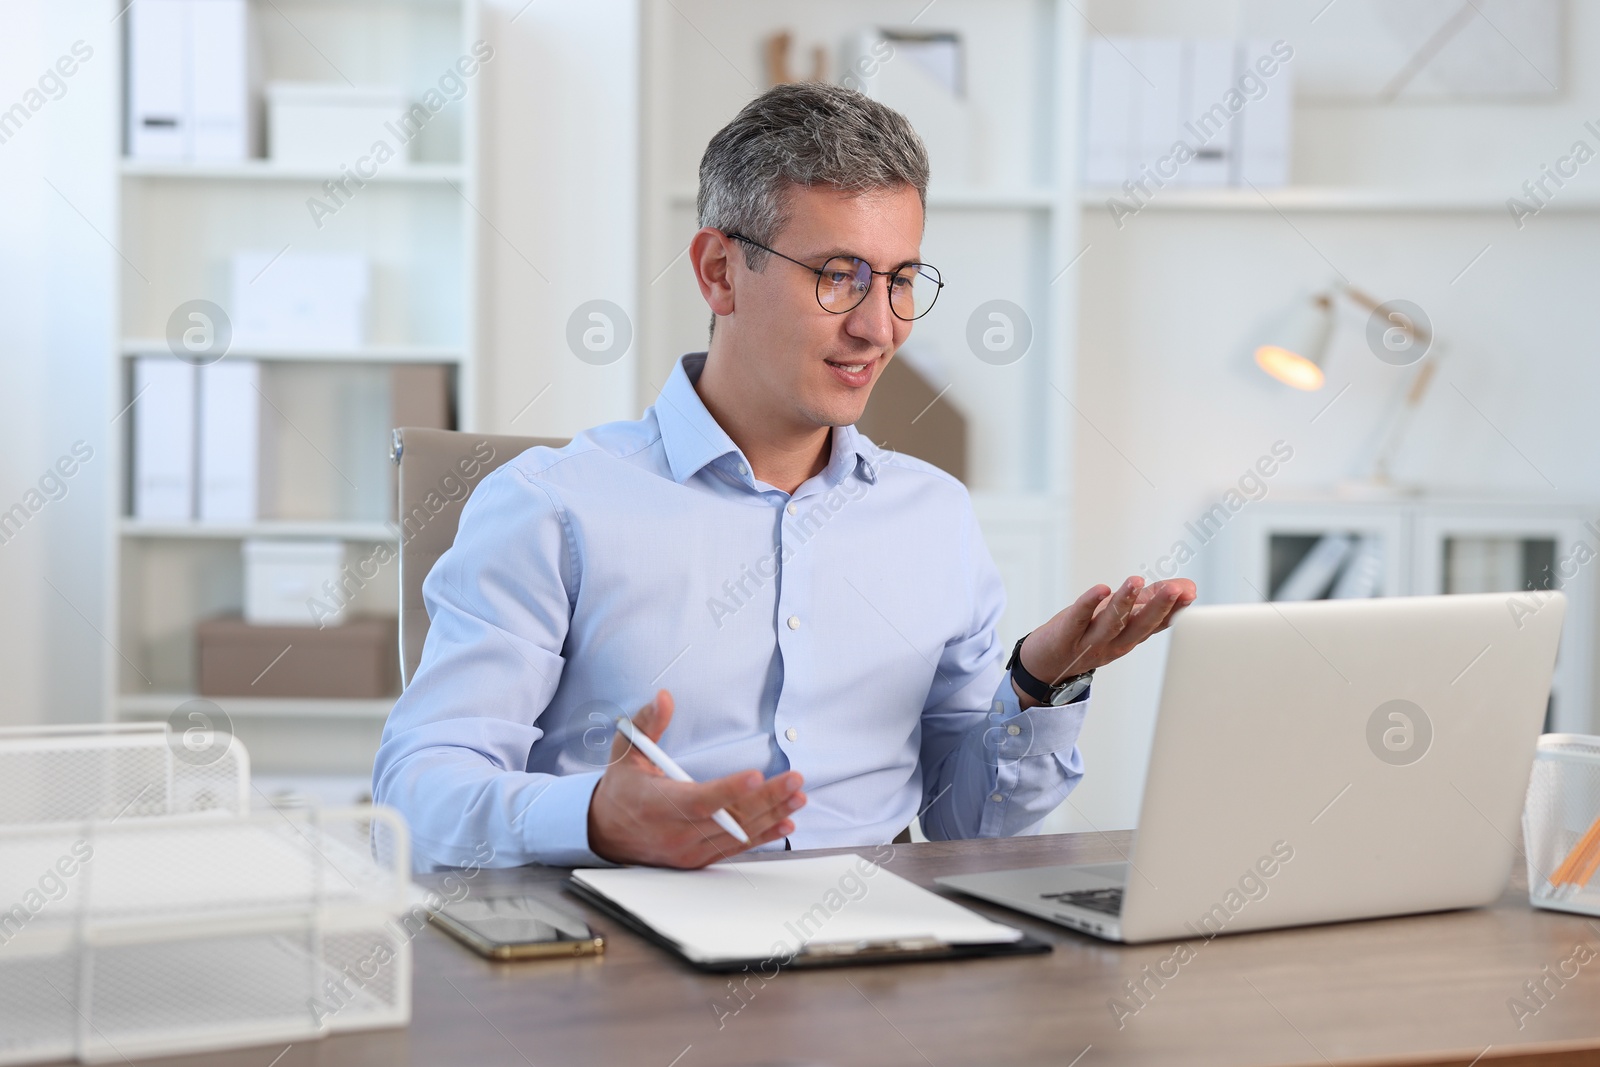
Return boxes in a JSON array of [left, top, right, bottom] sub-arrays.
[[127, 0, 189, 159], [1083, 38, 1135, 186], [126, 0, 255, 161], [567, 853, 1049, 973], [197, 360, 262, 523], [1330, 534, 1384, 599], [188, 0, 255, 161], [1235, 38, 1292, 186], [1133, 38, 1183, 183], [132, 356, 196, 521], [1180, 39, 1236, 187]]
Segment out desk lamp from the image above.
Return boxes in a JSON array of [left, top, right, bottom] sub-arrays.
[[1254, 283, 1442, 487]]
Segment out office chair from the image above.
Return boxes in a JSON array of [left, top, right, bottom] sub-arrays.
[[389, 426, 567, 688]]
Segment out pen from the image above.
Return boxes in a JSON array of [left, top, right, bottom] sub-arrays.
[[613, 716, 751, 844]]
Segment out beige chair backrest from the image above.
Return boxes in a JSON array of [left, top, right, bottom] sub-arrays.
[[390, 427, 568, 688]]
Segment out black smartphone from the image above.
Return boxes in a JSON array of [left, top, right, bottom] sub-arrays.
[[431, 893, 605, 960]]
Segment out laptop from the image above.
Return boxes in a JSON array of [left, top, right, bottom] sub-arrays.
[[937, 593, 1566, 943]]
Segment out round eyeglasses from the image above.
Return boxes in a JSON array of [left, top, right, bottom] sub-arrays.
[[726, 233, 944, 321]]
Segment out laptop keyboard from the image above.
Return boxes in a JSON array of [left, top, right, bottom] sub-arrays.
[[1040, 886, 1124, 916]]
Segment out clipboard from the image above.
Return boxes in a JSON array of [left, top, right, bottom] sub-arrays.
[[564, 853, 1052, 973]]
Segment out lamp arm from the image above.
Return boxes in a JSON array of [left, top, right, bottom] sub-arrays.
[[1338, 284, 1433, 343], [1371, 342, 1447, 485]]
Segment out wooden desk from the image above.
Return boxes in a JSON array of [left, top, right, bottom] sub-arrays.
[[139, 833, 1600, 1067]]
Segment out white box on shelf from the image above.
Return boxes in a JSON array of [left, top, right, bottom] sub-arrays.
[[231, 250, 371, 351], [132, 356, 196, 521], [243, 539, 346, 626], [197, 360, 262, 523], [267, 82, 408, 167]]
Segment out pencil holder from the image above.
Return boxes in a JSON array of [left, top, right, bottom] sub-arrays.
[[1524, 733, 1600, 917]]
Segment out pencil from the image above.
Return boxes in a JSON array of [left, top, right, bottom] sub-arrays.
[[1549, 813, 1600, 893]]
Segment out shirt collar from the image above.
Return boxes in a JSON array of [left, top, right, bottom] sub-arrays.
[[655, 353, 881, 488]]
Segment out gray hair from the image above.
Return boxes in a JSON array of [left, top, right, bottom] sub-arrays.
[[697, 82, 930, 274]]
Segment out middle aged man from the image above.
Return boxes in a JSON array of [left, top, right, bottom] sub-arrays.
[[374, 82, 1196, 871]]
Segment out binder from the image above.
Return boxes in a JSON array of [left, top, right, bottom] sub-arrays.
[[1083, 37, 1136, 186], [1274, 533, 1355, 601], [126, 0, 254, 160], [127, 0, 189, 158], [197, 360, 261, 523], [189, 0, 254, 161], [567, 853, 1050, 973], [132, 356, 196, 521], [1181, 39, 1236, 187]]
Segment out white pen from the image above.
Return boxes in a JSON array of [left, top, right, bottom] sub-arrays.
[[613, 716, 750, 844]]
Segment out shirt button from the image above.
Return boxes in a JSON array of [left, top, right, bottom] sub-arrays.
[[738, 462, 749, 476], [785, 727, 798, 742], [1007, 724, 1021, 736], [787, 615, 800, 630], [786, 501, 797, 516], [990, 793, 1004, 803]]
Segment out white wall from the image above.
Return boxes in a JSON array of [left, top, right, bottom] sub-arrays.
[[0, 1, 116, 727], [475, 0, 639, 437], [1052, 0, 1600, 834]]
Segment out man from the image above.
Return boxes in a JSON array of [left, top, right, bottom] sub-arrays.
[[373, 83, 1196, 870]]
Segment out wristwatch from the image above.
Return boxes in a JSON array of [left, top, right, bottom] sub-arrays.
[[1006, 634, 1093, 707]]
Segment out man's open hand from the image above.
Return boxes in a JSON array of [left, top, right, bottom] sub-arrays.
[[1013, 578, 1198, 707], [587, 690, 806, 867]]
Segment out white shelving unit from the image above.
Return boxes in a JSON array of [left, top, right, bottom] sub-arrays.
[[122, 339, 466, 365], [107, 0, 481, 780], [639, 0, 1083, 645], [1079, 187, 1600, 214]]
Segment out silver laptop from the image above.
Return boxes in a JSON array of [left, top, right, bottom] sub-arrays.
[[938, 593, 1566, 943]]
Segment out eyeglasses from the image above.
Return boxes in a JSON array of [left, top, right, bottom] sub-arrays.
[[726, 233, 944, 321]]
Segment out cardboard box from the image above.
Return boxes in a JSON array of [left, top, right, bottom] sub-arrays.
[[197, 616, 398, 698]]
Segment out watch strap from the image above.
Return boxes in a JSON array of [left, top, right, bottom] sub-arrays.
[[1006, 634, 1092, 706]]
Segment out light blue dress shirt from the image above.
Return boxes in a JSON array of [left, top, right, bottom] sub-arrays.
[[373, 353, 1087, 870]]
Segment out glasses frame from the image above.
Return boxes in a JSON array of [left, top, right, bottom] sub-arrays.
[[725, 232, 944, 321]]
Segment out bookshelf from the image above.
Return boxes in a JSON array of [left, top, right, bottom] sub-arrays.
[[639, 0, 1083, 647], [107, 0, 481, 783], [1079, 186, 1600, 214]]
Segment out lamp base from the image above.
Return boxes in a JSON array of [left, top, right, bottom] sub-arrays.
[[1330, 477, 1428, 501]]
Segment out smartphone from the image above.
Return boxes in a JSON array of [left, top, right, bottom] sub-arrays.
[[431, 894, 605, 960]]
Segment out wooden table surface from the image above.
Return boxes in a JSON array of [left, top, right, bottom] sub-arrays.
[[131, 831, 1600, 1067]]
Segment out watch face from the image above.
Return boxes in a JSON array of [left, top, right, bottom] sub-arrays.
[[1050, 676, 1090, 706]]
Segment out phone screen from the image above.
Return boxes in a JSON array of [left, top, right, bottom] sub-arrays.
[[433, 894, 604, 959]]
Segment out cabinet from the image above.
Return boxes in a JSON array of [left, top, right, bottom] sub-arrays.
[[1210, 496, 1598, 733]]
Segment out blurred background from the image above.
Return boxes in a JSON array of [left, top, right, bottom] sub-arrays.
[[2, 0, 1594, 836]]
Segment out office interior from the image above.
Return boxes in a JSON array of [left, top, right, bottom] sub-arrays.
[[3, 0, 1600, 1061]]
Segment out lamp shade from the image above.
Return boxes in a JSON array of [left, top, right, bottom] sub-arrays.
[[1254, 293, 1334, 391]]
